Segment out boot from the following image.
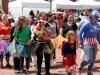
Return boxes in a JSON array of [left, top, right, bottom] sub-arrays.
[[6, 58, 12, 68], [0, 58, 4, 69]]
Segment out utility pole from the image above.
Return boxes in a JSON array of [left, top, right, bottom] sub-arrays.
[[44, 0, 53, 12], [50, 0, 52, 13]]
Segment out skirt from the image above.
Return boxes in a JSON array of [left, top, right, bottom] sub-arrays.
[[0, 40, 10, 54], [53, 35, 66, 49], [62, 54, 76, 67], [53, 35, 78, 49], [7, 41, 31, 58], [30, 40, 54, 55]]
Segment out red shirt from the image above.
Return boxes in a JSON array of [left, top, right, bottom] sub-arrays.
[[0, 22, 11, 40]]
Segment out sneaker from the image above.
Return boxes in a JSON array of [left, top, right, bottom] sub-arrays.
[[23, 69, 26, 72], [36, 73, 42, 75], [20, 72, 25, 75], [45, 72, 51, 75], [53, 59, 56, 64], [76, 66, 81, 75], [50, 62, 55, 68], [87, 73, 93, 75], [0, 65, 4, 69], [15, 70, 20, 73], [25, 72, 29, 75], [6, 64, 12, 68], [33, 65, 37, 69], [68, 72, 72, 75], [93, 66, 96, 70]]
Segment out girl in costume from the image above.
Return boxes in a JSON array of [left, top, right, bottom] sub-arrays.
[[31, 12, 54, 75], [0, 13, 12, 68], [10, 17, 26, 74], [62, 30, 76, 75], [13, 16, 31, 75], [77, 10, 100, 75]]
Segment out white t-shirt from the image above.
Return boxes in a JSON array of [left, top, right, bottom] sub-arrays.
[[48, 21, 57, 38], [31, 25, 34, 40]]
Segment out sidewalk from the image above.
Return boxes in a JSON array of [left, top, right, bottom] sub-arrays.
[[0, 48, 100, 75]]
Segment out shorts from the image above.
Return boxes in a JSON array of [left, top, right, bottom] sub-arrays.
[[62, 54, 76, 67]]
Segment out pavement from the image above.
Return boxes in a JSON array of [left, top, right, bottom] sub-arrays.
[[0, 48, 100, 75]]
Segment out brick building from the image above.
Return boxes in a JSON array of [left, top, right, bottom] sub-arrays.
[[0, 0, 16, 14], [0, 0, 9, 14]]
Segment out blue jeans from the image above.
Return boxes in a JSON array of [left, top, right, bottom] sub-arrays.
[[78, 43, 97, 74]]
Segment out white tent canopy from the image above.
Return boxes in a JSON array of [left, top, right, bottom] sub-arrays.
[[56, 0, 100, 9], [74, 0, 100, 9], [8, 0, 50, 18], [56, 0, 76, 9], [9, 0, 50, 8]]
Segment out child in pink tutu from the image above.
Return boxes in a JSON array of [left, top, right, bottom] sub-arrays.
[[62, 30, 77, 75]]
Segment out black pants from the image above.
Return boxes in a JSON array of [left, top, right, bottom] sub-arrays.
[[20, 57, 30, 70], [13, 57, 20, 70], [37, 53, 50, 74], [53, 49, 56, 59], [0, 52, 10, 58]]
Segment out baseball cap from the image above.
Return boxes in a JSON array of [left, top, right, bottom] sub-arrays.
[[90, 10, 99, 19]]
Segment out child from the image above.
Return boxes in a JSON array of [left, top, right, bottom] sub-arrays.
[[62, 30, 76, 75], [13, 16, 31, 75], [0, 13, 12, 68]]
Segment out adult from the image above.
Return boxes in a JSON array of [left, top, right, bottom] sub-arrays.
[[60, 14, 78, 39], [7, 12, 13, 18], [78, 13, 90, 30], [7, 16, 15, 27], [74, 11, 80, 20], [80, 12, 86, 21], [47, 13, 59, 67], [56, 14, 63, 26], [77, 10, 100, 75], [36, 11, 39, 22], [31, 12, 53, 75], [75, 17, 81, 26], [29, 10, 35, 20]]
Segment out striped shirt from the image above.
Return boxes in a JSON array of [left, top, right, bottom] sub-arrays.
[[83, 38, 97, 44]]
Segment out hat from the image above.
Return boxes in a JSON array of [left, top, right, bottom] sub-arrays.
[[66, 9, 72, 15], [38, 20, 44, 23], [8, 16, 13, 19], [90, 10, 99, 19]]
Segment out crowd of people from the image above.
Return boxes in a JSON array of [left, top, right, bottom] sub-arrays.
[[0, 9, 100, 75]]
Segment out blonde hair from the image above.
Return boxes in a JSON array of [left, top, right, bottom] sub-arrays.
[[15, 16, 26, 32], [66, 30, 75, 40]]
